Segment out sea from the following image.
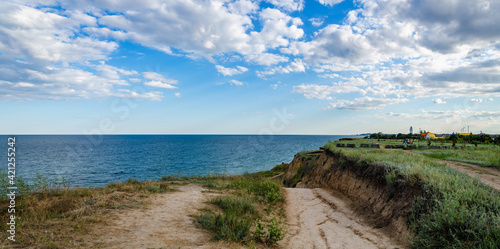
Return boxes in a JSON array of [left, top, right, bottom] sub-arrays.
[[0, 135, 361, 187]]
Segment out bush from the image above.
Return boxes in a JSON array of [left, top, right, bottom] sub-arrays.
[[252, 218, 287, 245]]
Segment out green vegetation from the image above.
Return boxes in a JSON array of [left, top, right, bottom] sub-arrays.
[[416, 148, 500, 169], [332, 138, 500, 169], [195, 165, 288, 246], [324, 141, 500, 248], [366, 132, 499, 146]]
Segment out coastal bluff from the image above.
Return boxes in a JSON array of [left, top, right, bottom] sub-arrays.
[[280, 148, 424, 245]]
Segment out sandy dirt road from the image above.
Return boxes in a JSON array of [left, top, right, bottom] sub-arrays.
[[86, 184, 404, 249], [279, 188, 403, 249], [88, 184, 241, 249]]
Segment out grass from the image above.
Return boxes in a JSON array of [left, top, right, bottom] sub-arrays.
[[195, 164, 288, 246], [416, 148, 500, 169], [0, 174, 179, 248], [0, 163, 289, 248], [330, 139, 500, 169], [324, 142, 500, 248]]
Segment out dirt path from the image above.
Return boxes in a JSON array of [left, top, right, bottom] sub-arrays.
[[404, 150, 500, 191], [279, 188, 403, 249], [439, 160, 500, 191], [89, 184, 240, 249]]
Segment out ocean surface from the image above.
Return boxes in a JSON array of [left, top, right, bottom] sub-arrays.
[[0, 135, 360, 187]]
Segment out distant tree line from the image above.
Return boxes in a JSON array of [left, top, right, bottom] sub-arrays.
[[448, 133, 499, 147], [365, 132, 420, 140], [365, 132, 499, 146]]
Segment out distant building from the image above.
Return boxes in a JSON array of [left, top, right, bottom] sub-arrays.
[[410, 126, 413, 134], [421, 132, 436, 139]]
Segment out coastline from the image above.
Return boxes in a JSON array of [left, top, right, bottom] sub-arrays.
[[1, 138, 499, 248]]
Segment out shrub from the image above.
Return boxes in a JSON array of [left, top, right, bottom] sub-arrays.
[[252, 218, 287, 245]]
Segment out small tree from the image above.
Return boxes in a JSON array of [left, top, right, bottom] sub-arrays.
[[450, 133, 458, 148], [471, 140, 480, 149]]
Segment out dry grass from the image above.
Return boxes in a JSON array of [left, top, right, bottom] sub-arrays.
[[0, 179, 179, 248]]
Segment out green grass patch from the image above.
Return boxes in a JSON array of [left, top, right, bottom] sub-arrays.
[[210, 196, 257, 216], [196, 211, 252, 242], [417, 148, 500, 169], [195, 174, 286, 246]]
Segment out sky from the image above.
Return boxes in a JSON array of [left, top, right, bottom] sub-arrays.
[[0, 0, 499, 135]]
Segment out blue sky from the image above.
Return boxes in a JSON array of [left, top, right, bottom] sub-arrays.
[[1, 0, 499, 134]]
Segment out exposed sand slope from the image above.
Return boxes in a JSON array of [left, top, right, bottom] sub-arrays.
[[280, 188, 403, 249], [89, 184, 241, 249]]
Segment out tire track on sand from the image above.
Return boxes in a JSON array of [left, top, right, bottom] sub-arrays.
[[279, 188, 403, 249]]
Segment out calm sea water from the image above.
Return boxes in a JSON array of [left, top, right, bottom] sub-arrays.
[[0, 135, 360, 187]]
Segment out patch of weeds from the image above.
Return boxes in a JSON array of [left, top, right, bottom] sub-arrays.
[[210, 196, 256, 216], [253, 218, 287, 246], [385, 166, 397, 184], [147, 185, 160, 193], [196, 211, 252, 242], [202, 182, 220, 190]]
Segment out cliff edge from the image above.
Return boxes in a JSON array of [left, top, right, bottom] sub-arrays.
[[281, 148, 424, 245]]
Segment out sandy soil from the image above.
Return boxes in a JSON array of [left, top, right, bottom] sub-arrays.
[[279, 188, 403, 249], [83, 183, 404, 249], [88, 184, 241, 249]]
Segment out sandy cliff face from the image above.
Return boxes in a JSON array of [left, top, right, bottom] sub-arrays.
[[281, 149, 424, 244]]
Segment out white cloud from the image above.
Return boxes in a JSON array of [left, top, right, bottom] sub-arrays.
[[215, 65, 248, 76], [316, 0, 345, 7], [142, 72, 178, 89], [143, 72, 177, 84], [0, 65, 161, 101], [293, 82, 366, 100], [144, 81, 177, 89], [249, 8, 304, 53], [3, 0, 500, 106], [174, 92, 182, 98], [0, 3, 116, 64], [328, 97, 409, 111], [284, 24, 376, 65], [227, 0, 260, 15], [93, 0, 254, 57], [265, 0, 304, 12], [115, 89, 163, 101], [379, 110, 500, 122], [0, 2, 166, 101], [14, 82, 36, 88], [246, 53, 289, 66], [230, 79, 245, 86], [318, 73, 340, 78], [433, 98, 446, 104], [309, 17, 325, 27], [257, 59, 306, 77]]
